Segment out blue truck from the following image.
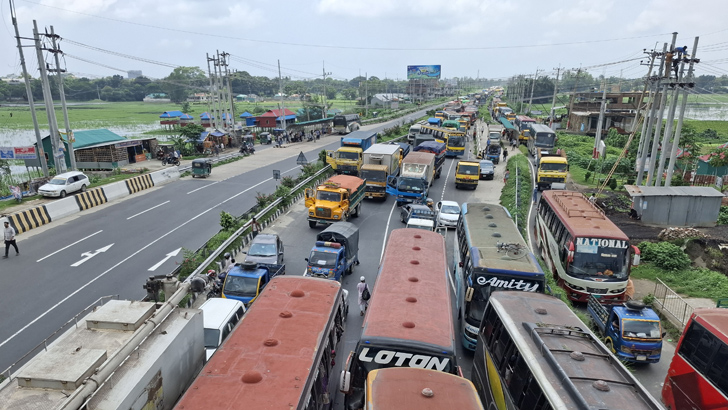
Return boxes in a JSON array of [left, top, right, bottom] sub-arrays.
[[221, 262, 285, 307], [386, 151, 436, 206], [305, 222, 360, 281], [587, 294, 664, 364], [413, 141, 445, 179]]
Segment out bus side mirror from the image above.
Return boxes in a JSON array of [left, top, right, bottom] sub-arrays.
[[465, 287, 474, 302], [304, 188, 312, 198], [662, 332, 667, 338], [632, 245, 641, 266], [339, 351, 355, 393]]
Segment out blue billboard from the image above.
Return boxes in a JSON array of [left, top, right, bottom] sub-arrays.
[[407, 65, 441, 80]]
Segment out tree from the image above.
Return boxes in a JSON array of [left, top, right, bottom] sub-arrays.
[[179, 123, 205, 143], [325, 88, 336, 100], [708, 148, 728, 168], [164, 66, 207, 103]]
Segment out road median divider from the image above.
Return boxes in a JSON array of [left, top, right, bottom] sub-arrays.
[[103, 181, 130, 202], [75, 188, 108, 210], [7, 205, 52, 233], [125, 174, 154, 194], [150, 167, 180, 186]]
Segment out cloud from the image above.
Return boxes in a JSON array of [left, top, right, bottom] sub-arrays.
[[546, 0, 613, 25]]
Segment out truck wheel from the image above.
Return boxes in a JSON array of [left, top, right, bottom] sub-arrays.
[[353, 203, 361, 218], [308, 220, 317, 228], [605, 338, 615, 353]]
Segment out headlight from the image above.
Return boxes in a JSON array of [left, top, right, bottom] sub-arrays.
[[651, 349, 662, 355], [334, 215, 339, 219], [609, 288, 626, 294], [620, 346, 632, 354], [569, 284, 586, 291], [309, 211, 314, 216]]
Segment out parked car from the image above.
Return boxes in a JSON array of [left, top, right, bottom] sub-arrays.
[[479, 160, 495, 180], [436, 200, 461, 228], [38, 171, 89, 198], [399, 204, 436, 225], [199, 298, 246, 361], [243, 233, 284, 265]]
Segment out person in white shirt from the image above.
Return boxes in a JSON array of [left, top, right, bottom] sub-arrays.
[[3, 221, 19, 258]]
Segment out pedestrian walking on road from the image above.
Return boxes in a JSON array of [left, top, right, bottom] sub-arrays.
[[357, 276, 370, 316], [251, 217, 262, 238], [504, 169, 510, 184], [503, 148, 509, 162], [3, 221, 18, 258]]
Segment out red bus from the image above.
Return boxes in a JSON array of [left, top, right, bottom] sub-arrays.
[[340, 228, 458, 410], [535, 190, 640, 302], [662, 308, 728, 409], [174, 276, 348, 410], [366, 368, 483, 409]]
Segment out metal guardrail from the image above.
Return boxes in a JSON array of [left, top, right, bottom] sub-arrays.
[[182, 165, 333, 285], [653, 277, 694, 328], [1, 295, 119, 380]]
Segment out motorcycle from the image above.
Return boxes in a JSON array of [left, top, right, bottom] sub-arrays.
[[206, 270, 223, 299], [162, 155, 180, 166], [239, 143, 255, 155], [156, 150, 165, 161]]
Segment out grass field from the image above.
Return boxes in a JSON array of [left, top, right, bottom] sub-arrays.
[[0, 99, 366, 131]]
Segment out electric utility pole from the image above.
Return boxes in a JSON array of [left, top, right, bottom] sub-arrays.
[[665, 36, 700, 186], [365, 72, 369, 117], [636, 47, 664, 185], [206, 53, 216, 129], [567, 67, 582, 130], [322, 61, 331, 118], [549, 66, 561, 128], [221, 52, 235, 130], [527, 68, 540, 115], [10, 0, 48, 177], [47, 25, 76, 171], [278, 60, 286, 135], [593, 73, 608, 159], [33, 20, 63, 174]]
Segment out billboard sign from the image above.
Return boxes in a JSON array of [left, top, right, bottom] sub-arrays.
[[0, 147, 37, 159], [407, 65, 441, 80]]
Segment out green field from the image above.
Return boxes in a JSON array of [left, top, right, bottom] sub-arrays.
[[0, 99, 365, 132]]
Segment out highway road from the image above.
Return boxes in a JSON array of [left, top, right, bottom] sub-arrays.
[[0, 109, 431, 374]]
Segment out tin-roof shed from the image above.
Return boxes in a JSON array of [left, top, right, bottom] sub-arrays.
[[624, 185, 725, 227]]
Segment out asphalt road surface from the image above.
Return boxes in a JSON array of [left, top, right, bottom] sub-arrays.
[[0, 109, 431, 374]]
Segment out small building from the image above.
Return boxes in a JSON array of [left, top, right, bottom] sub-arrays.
[[239, 111, 257, 127], [188, 93, 211, 102], [370, 93, 409, 107], [159, 110, 183, 128], [566, 92, 648, 136], [256, 108, 296, 128], [143, 93, 171, 103], [200, 112, 213, 127], [624, 185, 725, 227], [179, 113, 194, 126], [696, 142, 728, 177], [34, 129, 158, 170]]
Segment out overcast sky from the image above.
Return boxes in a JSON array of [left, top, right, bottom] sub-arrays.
[[2, 0, 727, 83]]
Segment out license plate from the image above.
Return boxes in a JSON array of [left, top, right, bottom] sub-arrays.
[[636, 355, 647, 361]]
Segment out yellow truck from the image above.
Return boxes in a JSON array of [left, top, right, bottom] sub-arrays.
[[305, 175, 366, 228], [455, 160, 480, 190], [325, 131, 378, 176], [536, 151, 569, 191]]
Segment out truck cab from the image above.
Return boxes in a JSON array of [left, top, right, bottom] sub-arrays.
[[536, 151, 569, 190], [221, 262, 285, 307], [455, 161, 480, 190], [305, 222, 359, 281], [326, 131, 378, 176], [587, 295, 664, 364], [305, 175, 366, 228]]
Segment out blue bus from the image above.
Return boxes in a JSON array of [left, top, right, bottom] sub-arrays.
[[455, 203, 545, 350]]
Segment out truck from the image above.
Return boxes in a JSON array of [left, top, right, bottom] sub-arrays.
[[413, 141, 445, 179], [305, 222, 360, 281], [587, 294, 664, 364], [326, 130, 378, 176], [221, 261, 286, 307], [361, 144, 402, 200], [536, 150, 569, 190], [455, 160, 480, 190], [386, 151, 436, 206], [484, 142, 501, 164], [305, 174, 366, 228]]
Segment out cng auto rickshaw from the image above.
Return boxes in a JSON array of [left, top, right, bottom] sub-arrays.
[[191, 158, 212, 178], [258, 132, 272, 144]]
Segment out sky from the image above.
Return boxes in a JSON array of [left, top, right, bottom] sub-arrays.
[[1, 0, 728, 83]]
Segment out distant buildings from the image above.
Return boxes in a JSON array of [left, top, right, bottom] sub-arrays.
[[143, 93, 171, 103]]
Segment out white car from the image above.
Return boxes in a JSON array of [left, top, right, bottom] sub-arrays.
[[436, 200, 461, 228], [38, 171, 89, 198]]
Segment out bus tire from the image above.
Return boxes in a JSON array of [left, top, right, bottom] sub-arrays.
[[308, 220, 317, 228]]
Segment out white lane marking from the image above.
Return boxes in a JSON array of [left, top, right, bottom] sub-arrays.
[[37, 230, 103, 262], [380, 200, 398, 263], [187, 181, 221, 194], [0, 175, 284, 350], [441, 159, 456, 201], [70, 244, 114, 267], [148, 247, 182, 271], [126, 201, 170, 220], [447, 267, 456, 293]]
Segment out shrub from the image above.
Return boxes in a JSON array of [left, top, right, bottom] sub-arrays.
[[220, 211, 235, 231], [280, 175, 296, 188], [255, 192, 275, 207], [718, 206, 728, 226], [638, 241, 691, 271], [608, 177, 617, 191]]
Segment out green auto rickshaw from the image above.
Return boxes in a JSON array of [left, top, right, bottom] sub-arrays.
[[191, 158, 212, 178]]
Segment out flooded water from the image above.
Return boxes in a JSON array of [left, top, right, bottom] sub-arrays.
[[0, 123, 164, 148], [683, 104, 728, 121]]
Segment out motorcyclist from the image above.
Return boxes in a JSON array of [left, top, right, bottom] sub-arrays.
[[425, 197, 434, 211]]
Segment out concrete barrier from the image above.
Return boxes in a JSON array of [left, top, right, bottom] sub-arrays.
[[125, 174, 154, 194], [45, 196, 82, 221], [75, 188, 108, 211], [7, 205, 52, 233], [103, 181, 130, 202], [150, 167, 180, 186]]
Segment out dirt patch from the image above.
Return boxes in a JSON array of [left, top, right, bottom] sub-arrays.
[[684, 238, 728, 275]]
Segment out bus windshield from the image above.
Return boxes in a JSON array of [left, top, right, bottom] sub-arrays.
[[448, 136, 465, 147], [398, 177, 426, 193], [535, 133, 556, 148], [223, 276, 258, 297], [361, 169, 386, 183], [570, 240, 630, 279], [540, 162, 568, 172], [623, 319, 662, 339], [338, 151, 359, 161], [317, 191, 341, 202]]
